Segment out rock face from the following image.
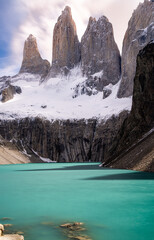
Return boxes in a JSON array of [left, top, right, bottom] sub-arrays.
[[81, 16, 121, 90], [118, 0, 154, 98], [19, 34, 50, 77], [0, 80, 21, 103], [104, 42, 154, 171], [48, 6, 80, 77], [0, 111, 128, 163]]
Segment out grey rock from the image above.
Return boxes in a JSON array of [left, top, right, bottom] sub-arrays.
[[104, 42, 154, 170], [0, 111, 128, 163], [81, 16, 121, 90], [118, 0, 153, 98], [103, 88, 112, 99]]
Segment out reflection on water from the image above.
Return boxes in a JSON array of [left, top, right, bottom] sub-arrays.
[[0, 163, 154, 240]]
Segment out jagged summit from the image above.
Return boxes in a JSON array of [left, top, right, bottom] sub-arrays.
[[23, 34, 40, 60], [117, 0, 153, 98], [57, 6, 73, 22], [26, 34, 36, 40], [19, 34, 50, 77], [62, 6, 71, 15], [80, 14, 121, 94], [47, 6, 81, 77]]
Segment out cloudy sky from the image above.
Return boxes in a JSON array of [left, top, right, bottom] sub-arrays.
[[0, 0, 144, 76]]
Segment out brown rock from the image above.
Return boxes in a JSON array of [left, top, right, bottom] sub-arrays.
[[81, 15, 121, 90], [118, 0, 153, 98], [60, 222, 91, 240], [48, 6, 80, 77], [1, 84, 21, 103], [60, 222, 83, 229], [19, 34, 50, 76]]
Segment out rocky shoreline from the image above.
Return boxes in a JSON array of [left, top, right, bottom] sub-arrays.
[[0, 223, 24, 240], [0, 221, 92, 240]]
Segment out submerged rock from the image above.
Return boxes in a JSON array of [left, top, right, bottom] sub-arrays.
[[60, 222, 84, 229], [60, 222, 91, 240], [1, 218, 11, 221], [3, 225, 13, 228]]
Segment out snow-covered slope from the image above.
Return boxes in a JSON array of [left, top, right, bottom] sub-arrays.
[[0, 67, 132, 121]]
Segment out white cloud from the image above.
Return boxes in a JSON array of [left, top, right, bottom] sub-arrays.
[[3, 0, 145, 76], [0, 64, 19, 77]]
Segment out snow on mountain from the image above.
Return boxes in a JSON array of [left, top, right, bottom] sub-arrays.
[[0, 66, 132, 121]]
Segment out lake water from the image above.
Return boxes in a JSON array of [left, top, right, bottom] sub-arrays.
[[0, 163, 154, 240]]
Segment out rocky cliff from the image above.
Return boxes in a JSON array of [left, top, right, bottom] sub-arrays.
[[104, 42, 154, 171], [0, 111, 128, 163], [19, 34, 50, 77], [48, 6, 80, 77], [118, 0, 154, 98], [0, 135, 30, 164], [81, 16, 121, 87]]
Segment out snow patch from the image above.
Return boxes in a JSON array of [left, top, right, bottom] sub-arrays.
[[92, 70, 103, 78], [32, 149, 56, 163], [0, 67, 132, 121]]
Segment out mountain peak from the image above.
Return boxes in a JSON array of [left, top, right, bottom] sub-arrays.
[[48, 5, 80, 77], [19, 34, 50, 76], [63, 6, 71, 14], [27, 34, 36, 41]]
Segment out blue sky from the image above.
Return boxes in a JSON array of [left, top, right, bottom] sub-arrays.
[[0, 0, 25, 73], [0, 0, 144, 76]]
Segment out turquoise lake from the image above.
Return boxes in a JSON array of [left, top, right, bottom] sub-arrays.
[[0, 163, 154, 240]]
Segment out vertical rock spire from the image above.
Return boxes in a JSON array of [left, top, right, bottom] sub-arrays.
[[81, 15, 121, 87], [48, 6, 81, 77], [19, 34, 50, 76]]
